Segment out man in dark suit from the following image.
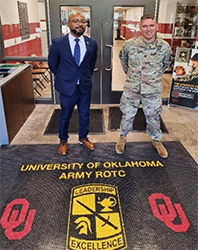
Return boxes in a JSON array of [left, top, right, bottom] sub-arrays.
[[48, 12, 98, 155]]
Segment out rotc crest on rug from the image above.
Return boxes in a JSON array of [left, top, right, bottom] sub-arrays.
[[66, 184, 127, 250]]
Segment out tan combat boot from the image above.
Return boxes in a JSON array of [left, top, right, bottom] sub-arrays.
[[115, 135, 127, 155], [152, 140, 168, 158]]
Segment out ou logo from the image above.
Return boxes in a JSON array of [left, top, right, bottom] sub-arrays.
[[0, 198, 36, 240], [149, 193, 190, 232]]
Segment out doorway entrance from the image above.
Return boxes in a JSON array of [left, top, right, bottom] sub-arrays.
[[49, 0, 157, 104]]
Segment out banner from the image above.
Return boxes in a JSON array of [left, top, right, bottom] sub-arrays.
[[168, 48, 198, 110]]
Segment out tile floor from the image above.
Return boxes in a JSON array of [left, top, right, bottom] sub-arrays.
[[11, 103, 198, 165]]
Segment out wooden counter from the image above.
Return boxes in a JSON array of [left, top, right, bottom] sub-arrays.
[[0, 64, 35, 145]]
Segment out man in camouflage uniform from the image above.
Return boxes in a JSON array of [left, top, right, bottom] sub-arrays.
[[115, 14, 171, 158]]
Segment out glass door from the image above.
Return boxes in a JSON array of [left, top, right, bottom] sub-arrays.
[[48, 0, 101, 104], [102, 0, 157, 103], [48, 0, 157, 104]]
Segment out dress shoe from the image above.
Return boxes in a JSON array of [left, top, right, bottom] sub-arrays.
[[152, 140, 168, 158], [58, 141, 68, 155], [78, 138, 94, 151]]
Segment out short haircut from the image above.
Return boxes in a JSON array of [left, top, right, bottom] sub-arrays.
[[140, 14, 155, 22]]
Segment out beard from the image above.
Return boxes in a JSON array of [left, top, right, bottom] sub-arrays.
[[70, 27, 85, 37]]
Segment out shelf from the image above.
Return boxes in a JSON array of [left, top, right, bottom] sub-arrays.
[[173, 37, 196, 39], [171, 3, 197, 51]]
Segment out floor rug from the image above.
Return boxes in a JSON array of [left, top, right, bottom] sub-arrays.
[[0, 142, 197, 250], [109, 107, 168, 132], [44, 108, 104, 134]]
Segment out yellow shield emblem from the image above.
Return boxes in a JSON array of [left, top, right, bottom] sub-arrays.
[[66, 183, 127, 250]]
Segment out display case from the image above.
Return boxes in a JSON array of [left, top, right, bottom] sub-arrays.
[[172, 3, 197, 55]]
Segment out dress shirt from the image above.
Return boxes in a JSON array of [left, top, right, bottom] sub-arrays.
[[68, 33, 87, 65]]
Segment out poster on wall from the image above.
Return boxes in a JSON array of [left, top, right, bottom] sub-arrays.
[[168, 48, 198, 110]]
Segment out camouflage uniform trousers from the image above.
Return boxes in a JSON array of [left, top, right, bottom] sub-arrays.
[[119, 89, 162, 141]]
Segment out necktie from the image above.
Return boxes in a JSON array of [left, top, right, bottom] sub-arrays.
[[74, 38, 80, 66]]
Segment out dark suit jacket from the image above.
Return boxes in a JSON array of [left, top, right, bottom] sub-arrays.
[[48, 34, 98, 96]]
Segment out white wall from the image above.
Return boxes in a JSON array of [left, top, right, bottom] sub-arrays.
[[0, 0, 40, 25], [158, 0, 177, 24], [158, 0, 198, 24], [38, 1, 48, 57], [126, 7, 144, 22], [0, 0, 19, 24]]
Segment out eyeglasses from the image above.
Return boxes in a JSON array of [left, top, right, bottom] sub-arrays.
[[69, 19, 87, 24]]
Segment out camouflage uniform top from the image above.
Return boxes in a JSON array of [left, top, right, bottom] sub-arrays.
[[119, 36, 171, 94]]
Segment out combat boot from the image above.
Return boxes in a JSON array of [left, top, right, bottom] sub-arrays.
[[115, 135, 127, 155], [152, 140, 168, 158]]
